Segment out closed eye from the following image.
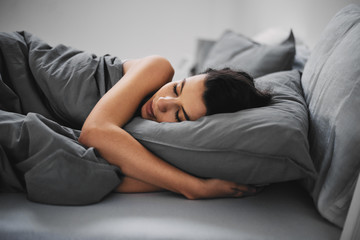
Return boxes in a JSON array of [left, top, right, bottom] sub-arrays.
[[173, 83, 178, 96], [175, 110, 181, 122], [173, 81, 190, 122], [173, 84, 181, 122]]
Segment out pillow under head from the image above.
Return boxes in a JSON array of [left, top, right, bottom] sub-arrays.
[[124, 70, 316, 185]]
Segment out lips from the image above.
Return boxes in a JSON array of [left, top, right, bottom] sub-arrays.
[[146, 99, 155, 119]]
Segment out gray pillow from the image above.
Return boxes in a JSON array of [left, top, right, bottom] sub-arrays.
[[301, 4, 360, 227], [196, 30, 296, 78], [190, 39, 216, 75], [124, 70, 316, 185]]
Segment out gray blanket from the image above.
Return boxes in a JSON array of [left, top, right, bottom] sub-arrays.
[[0, 31, 123, 205]]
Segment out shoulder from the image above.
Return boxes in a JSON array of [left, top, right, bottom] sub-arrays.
[[123, 55, 174, 82], [121, 55, 174, 98]]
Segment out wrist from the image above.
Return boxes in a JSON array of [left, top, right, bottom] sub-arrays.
[[181, 179, 206, 200]]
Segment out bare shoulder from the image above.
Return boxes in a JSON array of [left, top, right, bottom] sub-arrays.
[[123, 55, 174, 88]]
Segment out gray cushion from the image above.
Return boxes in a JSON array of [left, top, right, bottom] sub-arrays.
[[190, 39, 216, 75], [195, 30, 296, 78], [301, 4, 360, 227], [124, 70, 316, 185]]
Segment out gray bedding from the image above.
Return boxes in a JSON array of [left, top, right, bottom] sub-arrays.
[[0, 31, 123, 205], [0, 182, 342, 240]]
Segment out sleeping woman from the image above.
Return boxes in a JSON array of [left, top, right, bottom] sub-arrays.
[[79, 55, 272, 200]]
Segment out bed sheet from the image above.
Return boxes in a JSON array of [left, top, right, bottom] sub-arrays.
[[0, 182, 341, 240]]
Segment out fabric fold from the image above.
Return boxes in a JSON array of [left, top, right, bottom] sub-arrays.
[[0, 31, 124, 205]]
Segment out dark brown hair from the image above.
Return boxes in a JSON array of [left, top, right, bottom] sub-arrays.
[[203, 68, 272, 115]]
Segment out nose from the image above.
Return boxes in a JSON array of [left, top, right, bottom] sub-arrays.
[[157, 96, 178, 112]]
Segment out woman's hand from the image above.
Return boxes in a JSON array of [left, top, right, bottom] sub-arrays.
[[185, 179, 257, 200]]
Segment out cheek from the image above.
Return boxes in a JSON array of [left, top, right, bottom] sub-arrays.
[[156, 111, 176, 123]]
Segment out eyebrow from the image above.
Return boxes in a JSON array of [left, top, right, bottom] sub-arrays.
[[180, 79, 190, 121], [180, 78, 185, 94]]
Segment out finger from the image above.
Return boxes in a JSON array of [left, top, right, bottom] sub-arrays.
[[234, 184, 257, 193], [231, 187, 257, 198], [233, 184, 250, 192]]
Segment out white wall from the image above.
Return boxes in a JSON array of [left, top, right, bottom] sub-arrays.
[[1, 0, 359, 80]]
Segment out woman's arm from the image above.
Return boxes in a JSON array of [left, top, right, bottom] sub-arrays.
[[116, 176, 165, 193], [79, 55, 254, 199]]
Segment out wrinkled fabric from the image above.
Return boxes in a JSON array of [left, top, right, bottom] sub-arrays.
[[301, 4, 360, 227], [0, 31, 124, 205]]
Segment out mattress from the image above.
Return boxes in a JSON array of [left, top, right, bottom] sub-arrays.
[[0, 181, 341, 240]]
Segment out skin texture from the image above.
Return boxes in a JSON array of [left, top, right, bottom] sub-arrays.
[[79, 56, 255, 199], [141, 74, 207, 122]]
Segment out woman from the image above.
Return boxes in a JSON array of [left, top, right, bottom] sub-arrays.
[[79, 55, 271, 200]]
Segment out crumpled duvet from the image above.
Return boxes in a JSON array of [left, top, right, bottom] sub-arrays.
[[0, 31, 124, 205]]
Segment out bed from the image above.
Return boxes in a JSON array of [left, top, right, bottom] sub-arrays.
[[1, 4, 360, 240]]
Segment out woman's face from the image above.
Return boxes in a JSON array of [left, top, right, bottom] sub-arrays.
[[141, 74, 207, 122]]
